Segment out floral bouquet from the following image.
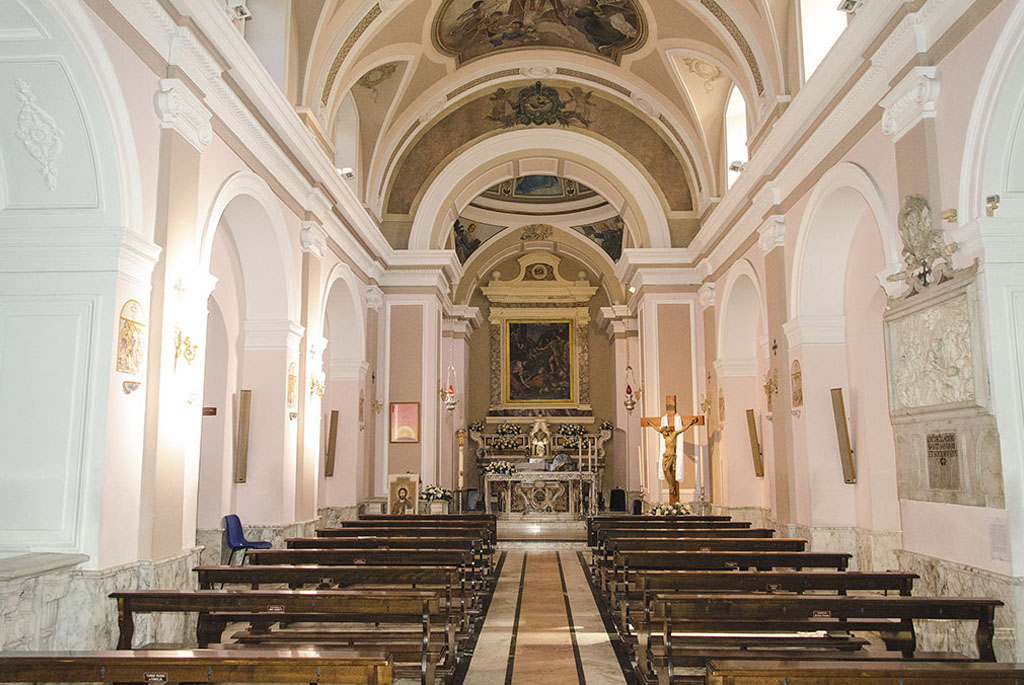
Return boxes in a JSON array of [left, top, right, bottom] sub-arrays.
[[491, 422, 522, 451], [649, 501, 691, 516], [558, 422, 588, 450], [467, 420, 485, 433], [484, 460, 517, 475], [420, 484, 454, 502], [599, 420, 614, 432]]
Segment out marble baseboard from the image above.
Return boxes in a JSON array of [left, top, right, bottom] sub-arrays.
[[0, 553, 86, 650], [710, 505, 771, 529], [318, 506, 359, 528], [50, 547, 202, 651], [897, 549, 1021, 661]]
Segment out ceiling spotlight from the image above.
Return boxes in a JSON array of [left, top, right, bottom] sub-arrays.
[[628, 286, 636, 294], [729, 161, 746, 173], [339, 167, 355, 179], [837, 0, 862, 13]]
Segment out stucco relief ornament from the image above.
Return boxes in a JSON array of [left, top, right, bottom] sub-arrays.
[[887, 195, 958, 296], [14, 79, 64, 191], [486, 82, 592, 129]]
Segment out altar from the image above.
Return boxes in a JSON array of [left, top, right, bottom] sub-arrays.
[[483, 471, 598, 519]]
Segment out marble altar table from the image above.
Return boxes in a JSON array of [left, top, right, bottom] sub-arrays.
[[483, 471, 598, 519]]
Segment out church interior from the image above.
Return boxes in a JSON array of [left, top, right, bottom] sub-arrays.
[[3, 0, 1024, 682]]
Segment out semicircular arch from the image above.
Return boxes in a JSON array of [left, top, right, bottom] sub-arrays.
[[320, 261, 367, 365], [716, 259, 766, 363]]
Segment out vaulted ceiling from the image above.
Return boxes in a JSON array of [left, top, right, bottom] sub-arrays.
[[280, 0, 803, 250]]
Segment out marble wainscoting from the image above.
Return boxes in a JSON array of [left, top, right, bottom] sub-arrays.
[[318, 506, 359, 528], [196, 518, 318, 566], [47, 547, 203, 650], [897, 549, 1020, 661], [0, 553, 88, 650], [711, 507, 902, 572]]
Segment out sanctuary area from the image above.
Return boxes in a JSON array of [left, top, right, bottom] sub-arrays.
[[2, 0, 1024, 683]]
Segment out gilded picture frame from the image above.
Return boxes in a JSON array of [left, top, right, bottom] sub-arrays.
[[503, 319, 575, 405]]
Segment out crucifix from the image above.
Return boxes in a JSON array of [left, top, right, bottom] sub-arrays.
[[640, 394, 705, 505]]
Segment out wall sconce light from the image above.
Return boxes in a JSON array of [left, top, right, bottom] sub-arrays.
[[986, 194, 1001, 217], [288, 411, 298, 420], [339, 167, 355, 179], [941, 208, 958, 223], [372, 398, 384, 413], [173, 328, 198, 369], [122, 381, 141, 395], [310, 379, 325, 398], [729, 161, 746, 173]]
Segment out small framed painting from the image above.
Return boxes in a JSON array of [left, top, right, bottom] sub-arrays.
[[390, 401, 420, 443], [387, 473, 419, 515]]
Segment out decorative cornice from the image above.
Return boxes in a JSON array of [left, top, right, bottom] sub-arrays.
[[698, 283, 716, 309], [244, 319, 305, 351], [595, 304, 637, 340], [757, 215, 786, 254], [783, 316, 846, 347], [300, 221, 328, 259], [880, 66, 940, 141], [154, 78, 212, 150]]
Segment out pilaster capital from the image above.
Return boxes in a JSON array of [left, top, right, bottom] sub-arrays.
[[698, 283, 716, 309], [783, 316, 846, 348], [596, 305, 637, 340], [757, 215, 786, 254], [445, 305, 484, 337], [300, 221, 328, 259], [154, 78, 212, 151], [365, 285, 384, 311], [244, 319, 305, 351], [880, 66, 940, 142]]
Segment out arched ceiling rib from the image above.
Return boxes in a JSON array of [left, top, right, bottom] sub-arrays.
[[294, 0, 796, 248]]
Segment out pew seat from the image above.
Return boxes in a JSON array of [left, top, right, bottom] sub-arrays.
[[0, 648, 393, 683], [705, 658, 1024, 685]]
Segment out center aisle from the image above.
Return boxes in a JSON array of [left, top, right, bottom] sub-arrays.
[[462, 550, 628, 685]]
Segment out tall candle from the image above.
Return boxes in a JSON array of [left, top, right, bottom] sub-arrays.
[[458, 442, 465, 490], [638, 445, 644, 493]]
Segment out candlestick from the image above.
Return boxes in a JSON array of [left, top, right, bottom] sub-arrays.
[[638, 444, 644, 494]]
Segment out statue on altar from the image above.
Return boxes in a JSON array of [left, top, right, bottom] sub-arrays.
[[641, 395, 702, 505]]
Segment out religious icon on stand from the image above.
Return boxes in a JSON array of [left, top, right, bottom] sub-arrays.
[[641, 395, 703, 505], [388, 473, 419, 515]]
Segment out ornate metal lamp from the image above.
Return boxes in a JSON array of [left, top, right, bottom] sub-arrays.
[[442, 363, 458, 412]]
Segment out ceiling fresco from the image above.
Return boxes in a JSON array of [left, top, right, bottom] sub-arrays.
[[483, 174, 597, 203], [433, 0, 646, 65]]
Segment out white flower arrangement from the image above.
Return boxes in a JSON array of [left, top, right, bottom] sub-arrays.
[[649, 501, 692, 516], [467, 421, 485, 433], [491, 422, 523, 451], [484, 460, 517, 476], [420, 484, 453, 502], [558, 422, 588, 449], [599, 420, 614, 432]]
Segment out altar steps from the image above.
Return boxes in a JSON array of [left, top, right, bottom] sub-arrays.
[[496, 520, 588, 549]]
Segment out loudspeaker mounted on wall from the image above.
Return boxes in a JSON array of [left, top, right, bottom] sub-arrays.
[[745, 409, 764, 477], [830, 387, 857, 484], [325, 410, 340, 477], [233, 389, 252, 483]]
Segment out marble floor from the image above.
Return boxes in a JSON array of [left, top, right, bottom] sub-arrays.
[[462, 550, 628, 685]]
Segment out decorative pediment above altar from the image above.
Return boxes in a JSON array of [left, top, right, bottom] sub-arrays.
[[481, 253, 598, 305]]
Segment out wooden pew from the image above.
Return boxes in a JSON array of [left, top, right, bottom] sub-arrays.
[[110, 589, 448, 685], [359, 515, 496, 543], [336, 520, 496, 546], [588, 516, 739, 545], [705, 659, 1024, 685], [645, 593, 1003, 685], [595, 538, 808, 589], [616, 570, 918, 636], [193, 564, 474, 626], [287, 535, 492, 572], [0, 648, 393, 683], [608, 550, 851, 595]]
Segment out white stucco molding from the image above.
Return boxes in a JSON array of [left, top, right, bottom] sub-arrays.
[[154, 78, 212, 151], [445, 305, 484, 336], [365, 285, 384, 310], [713, 359, 757, 378], [596, 304, 638, 340], [880, 66, 940, 142], [328, 359, 370, 382], [300, 221, 328, 259], [698, 283, 716, 309], [616, 248, 699, 295], [783, 316, 847, 348], [244, 319, 305, 351], [757, 215, 786, 254]]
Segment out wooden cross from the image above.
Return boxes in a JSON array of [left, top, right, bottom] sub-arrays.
[[640, 395, 704, 505]]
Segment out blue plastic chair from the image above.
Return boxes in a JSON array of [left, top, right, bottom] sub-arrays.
[[224, 514, 271, 565]]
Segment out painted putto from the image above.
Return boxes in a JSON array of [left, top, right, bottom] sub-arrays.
[[434, 0, 645, 64]]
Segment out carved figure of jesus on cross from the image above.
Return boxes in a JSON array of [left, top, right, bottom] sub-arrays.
[[640, 395, 704, 504]]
